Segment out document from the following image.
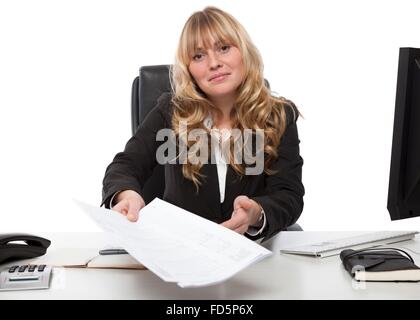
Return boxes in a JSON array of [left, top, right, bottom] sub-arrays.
[[75, 198, 272, 288]]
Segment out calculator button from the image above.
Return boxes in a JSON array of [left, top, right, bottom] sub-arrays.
[[8, 266, 18, 273], [28, 265, 37, 272], [38, 265, 46, 272], [18, 265, 28, 272]]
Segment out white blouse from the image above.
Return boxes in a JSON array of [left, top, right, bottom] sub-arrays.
[[210, 127, 230, 203]]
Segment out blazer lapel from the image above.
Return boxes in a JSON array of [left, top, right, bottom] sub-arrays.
[[199, 163, 222, 219], [221, 165, 248, 218], [222, 131, 260, 215]]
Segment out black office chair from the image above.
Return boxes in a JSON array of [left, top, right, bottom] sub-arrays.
[[131, 65, 302, 231], [131, 65, 171, 204]]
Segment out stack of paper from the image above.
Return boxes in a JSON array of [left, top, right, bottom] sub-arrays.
[[75, 198, 272, 288]]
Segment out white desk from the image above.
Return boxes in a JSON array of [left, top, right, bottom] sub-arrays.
[[1, 231, 420, 299]]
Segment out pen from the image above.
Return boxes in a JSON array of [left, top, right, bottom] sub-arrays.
[[99, 249, 128, 255]]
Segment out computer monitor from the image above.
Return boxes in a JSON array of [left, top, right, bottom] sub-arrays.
[[387, 47, 420, 220]]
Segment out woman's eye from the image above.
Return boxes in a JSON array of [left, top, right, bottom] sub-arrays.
[[193, 53, 204, 61], [219, 45, 231, 52]]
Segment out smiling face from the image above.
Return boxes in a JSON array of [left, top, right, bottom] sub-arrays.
[[173, 7, 260, 108], [188, 36, 245, 103]]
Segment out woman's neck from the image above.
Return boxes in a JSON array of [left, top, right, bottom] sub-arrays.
[[212, 110, 232, 130], [210, 95, 235, 130]]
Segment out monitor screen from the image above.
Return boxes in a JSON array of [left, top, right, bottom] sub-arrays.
[[388, 47, 420, 220]]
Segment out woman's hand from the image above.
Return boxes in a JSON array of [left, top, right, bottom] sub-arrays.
[[112, 190, 145, 222], [221, 195, 262, 234]]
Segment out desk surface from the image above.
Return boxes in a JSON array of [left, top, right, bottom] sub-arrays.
[[1, 231, 420, 300]]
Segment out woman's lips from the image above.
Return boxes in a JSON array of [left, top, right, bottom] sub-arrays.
[[209, 73, 230, 82]]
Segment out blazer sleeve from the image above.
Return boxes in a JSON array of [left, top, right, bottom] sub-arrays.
[[250, 102, 305, 242], [101, 93, 171, 208]]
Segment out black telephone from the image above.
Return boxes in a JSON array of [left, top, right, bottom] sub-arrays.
[[0, 233, 51, 264]]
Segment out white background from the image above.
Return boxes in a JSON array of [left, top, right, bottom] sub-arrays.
[[1, 0, 419, 232]]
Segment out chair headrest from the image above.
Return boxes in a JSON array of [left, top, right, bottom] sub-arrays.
[[132, 65, 172, 134]]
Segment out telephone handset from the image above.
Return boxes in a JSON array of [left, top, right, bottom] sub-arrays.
[[0, 233, 51, 264]]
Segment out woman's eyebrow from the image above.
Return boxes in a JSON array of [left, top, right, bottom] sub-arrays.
[[195, 39, 226, 52], [192, 42, 230, 58], [213, 40, 225, 47]]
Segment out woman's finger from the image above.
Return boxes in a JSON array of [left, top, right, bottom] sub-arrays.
[[234, 225, 247, 234], [221, 208, 246, 230], [127, 207, 139, 222], [112, 199, 128, 216], [221, 215, 241, 230]]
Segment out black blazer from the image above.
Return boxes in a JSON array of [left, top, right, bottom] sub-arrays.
[[102, 93, 304, 241]]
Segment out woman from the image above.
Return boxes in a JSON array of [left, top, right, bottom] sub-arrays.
[[102, 6, 304, 241]]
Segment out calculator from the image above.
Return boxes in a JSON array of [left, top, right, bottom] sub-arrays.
[[0, 264, 52, 291]]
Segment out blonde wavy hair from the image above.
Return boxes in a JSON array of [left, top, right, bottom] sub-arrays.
[[171, 6, 294, 190]]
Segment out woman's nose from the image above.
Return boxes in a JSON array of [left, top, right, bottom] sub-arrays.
[[208, 51, 222, 70]]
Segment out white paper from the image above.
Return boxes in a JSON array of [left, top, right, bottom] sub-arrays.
[[75, 198, 272, 287]]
